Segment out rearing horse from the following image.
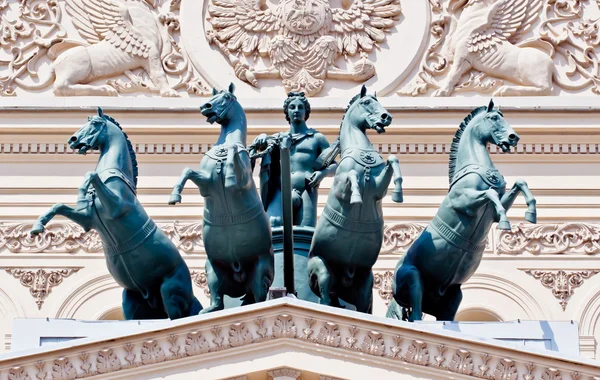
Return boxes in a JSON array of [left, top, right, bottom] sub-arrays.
[[169, 83, 274, 313], [390, 100, 537, 322], [308, 85, 403, 313], [31, 108, 202, 320]]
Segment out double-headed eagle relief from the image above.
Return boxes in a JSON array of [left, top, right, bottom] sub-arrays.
[[401, 0, 600, 97], [206, 0, 402, 96]]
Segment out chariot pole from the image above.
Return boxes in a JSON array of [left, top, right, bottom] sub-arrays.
[[279, 135, 296, 296]]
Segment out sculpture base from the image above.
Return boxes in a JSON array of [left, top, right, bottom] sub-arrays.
[[271, 226, 319, 303]]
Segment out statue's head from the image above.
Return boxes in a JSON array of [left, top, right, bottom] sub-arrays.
[[479, 99, 519, 152], [69, 107, 110, 154], [344, 85, 391, 134], [283, 92, 311, 124], [200, 83, 238, 125]]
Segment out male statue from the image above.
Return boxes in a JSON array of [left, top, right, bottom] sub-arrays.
[[252, 92, 337, 227]]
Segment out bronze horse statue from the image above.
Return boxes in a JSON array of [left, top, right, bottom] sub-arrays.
[[389, 100, 537, 321], [169, 83, 274, 313], [308, 85, 404, 313], [31, 108, 202, 320]]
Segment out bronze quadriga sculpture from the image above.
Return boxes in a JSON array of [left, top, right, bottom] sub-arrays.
[[31, 108, 202, 320], [308, 85, 404, 313], [389, 100, 537, 322], [169, 83, 274, 313]]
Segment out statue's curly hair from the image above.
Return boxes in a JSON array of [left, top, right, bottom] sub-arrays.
[[283, 91, 311, 123]]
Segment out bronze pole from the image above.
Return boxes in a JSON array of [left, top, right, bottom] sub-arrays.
[[279, 134, 296, 295]]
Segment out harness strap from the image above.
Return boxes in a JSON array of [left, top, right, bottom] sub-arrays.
[[430, 215, 487, 253], [203, 201, 264, 226], [450, 164, 505, 191], [322, 204, 383, 233], [97, 168, 137, 195], [104, 218, 157, 257]]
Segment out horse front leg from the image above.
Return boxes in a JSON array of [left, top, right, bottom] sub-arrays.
[[332, 170, 362, 204], [376, 155, 404, 203], [31, 203, 93, 235], [169, 168, 208, 205], [228, 148, 252, 189], [501, 179, 537, 223], [449, 187, 511, 230]]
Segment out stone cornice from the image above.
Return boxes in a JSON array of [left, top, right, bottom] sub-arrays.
[[0, 299, 597, 379], [1, 222, 598, 257]]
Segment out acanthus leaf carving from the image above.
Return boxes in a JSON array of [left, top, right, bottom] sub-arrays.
[[475, 353, 492, 378], [4, 267, 81, 309], [360, 331, 385, 356], [399, 0, 600, 97], [228, 322, 253, 348], [315, 322, 341, 347], [51, 357, 76, 380], [8, 366, 31, 380], [190, 270, 210, 297], [388, 335, 403, 359], [273, 314, 296, 339], [524, 363, 536, 380], [205, 0, 402, 96], [123, 343, 136, 368], [448, 349, 474, 375], [403, 340, 429, 366], [432, 344, 447, 369], [254, 318, 270, 342], [140, 339, 166, 365], [96, 348, 121, 374], [301, 318, 316, 341], [344, 326, 359, 350], [381, 224, 425, 254], [185, 331, 210, 356], [78, 352, 91, 376], [541, 367, 562, 380], [493, 358, 518, 380], [522, 269, 599, 310]]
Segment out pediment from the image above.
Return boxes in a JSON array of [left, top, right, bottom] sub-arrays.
[[0, 299, 598, 380]]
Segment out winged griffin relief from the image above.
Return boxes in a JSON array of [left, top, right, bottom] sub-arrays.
[[400, 0, 600, 97], [206, 0, 402, 96], [0, 0, 209, 96]]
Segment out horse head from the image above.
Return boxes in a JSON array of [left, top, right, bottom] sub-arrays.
[[478, 99, 519, 152], [69, 107, 110, 155], [200, 82, 239, 125], [344, 85, 391, 134]]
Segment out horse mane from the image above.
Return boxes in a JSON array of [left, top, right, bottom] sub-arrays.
[[448, 105, 487, 184], [319, 93, 363, 167], [103, 114, 138, 188]]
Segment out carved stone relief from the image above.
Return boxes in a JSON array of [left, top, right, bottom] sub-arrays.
[[399, 0, 600, 97], [204, 0, 402, 96], [521, 269, 600, 310], [0, 0, 210, 97], [4, 267, 81, 309]]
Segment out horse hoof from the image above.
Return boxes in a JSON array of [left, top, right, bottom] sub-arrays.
[[350, 194, 363, 204], [525, 211, 537, 224], [498, 220, 511, 230], [30, 222, 45, 235], [392, 190, 404, 203], [168, 193, 182, 205]]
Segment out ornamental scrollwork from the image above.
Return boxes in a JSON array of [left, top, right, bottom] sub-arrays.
[[498, 223, 600, 255], [521, 269, 599, 310], [4, 267, 81, 309]]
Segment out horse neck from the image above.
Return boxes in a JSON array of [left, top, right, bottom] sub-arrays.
[[456, 123, 494, 170], [339, 117, 372, 152], [96, 124, 134, 178], [216, 102, 247, 146]]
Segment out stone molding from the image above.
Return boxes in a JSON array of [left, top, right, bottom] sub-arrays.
[[0, 142, 599, 157], [3, 222, 599, 257], [0, 300, 596, 379], [521, 269, 600, 311]]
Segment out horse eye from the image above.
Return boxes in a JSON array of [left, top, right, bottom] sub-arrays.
[[364, 99, 371, 105]]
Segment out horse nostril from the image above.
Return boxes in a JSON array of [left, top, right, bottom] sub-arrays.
[[204, 103, 212, 109], [381, 113, 390, 121], [69, 136, 77, 143], [509, 133, 517, 140]]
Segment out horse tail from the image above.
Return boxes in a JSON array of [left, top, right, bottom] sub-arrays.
[[385, 298, 405, 320]]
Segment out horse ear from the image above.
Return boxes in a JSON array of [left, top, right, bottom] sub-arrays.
[[374, 91, 377, 99], [88, 116, 91, 121], [228, 82, 235, 94], [487, 98, 495, 112], [97, 107, 104, 118], [212, 87, 218, 96], [360, 84, 367, 98]]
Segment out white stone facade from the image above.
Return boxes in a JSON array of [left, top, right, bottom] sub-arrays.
[[0, 0, 600, 372]]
